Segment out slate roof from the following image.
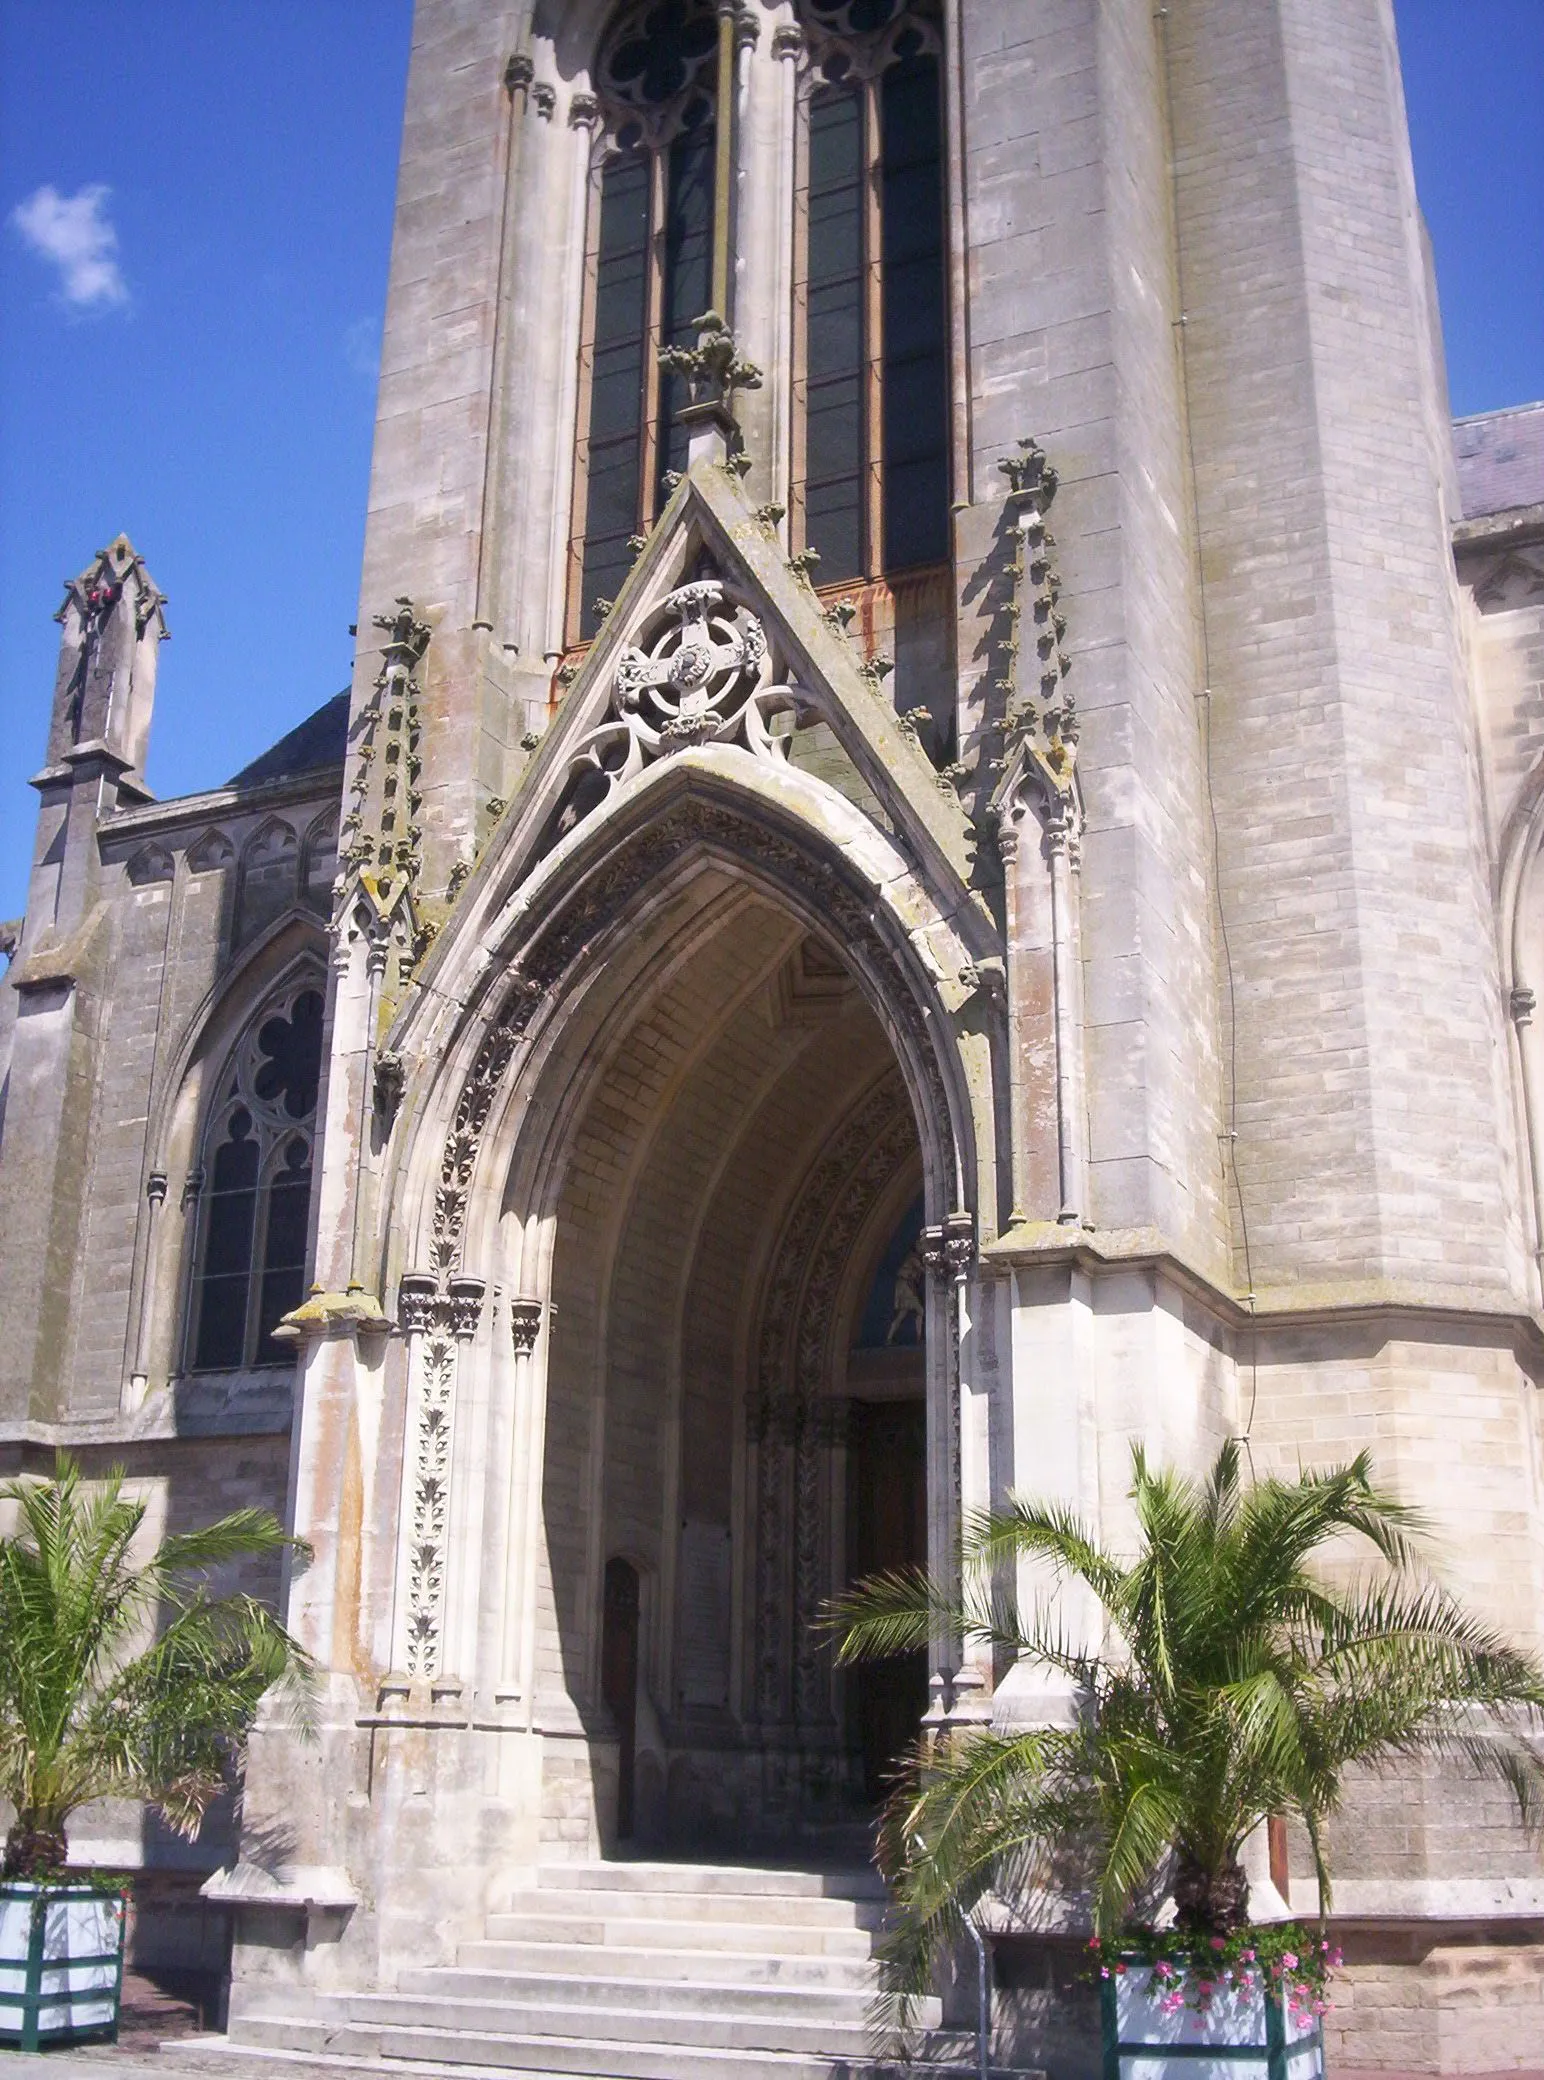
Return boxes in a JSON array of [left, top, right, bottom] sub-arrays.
[[1453, 402, 1544, 521], [227, 690, 350, 788]]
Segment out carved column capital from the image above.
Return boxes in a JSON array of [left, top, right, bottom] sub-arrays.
[[503, 51, 534, 95], [445, 1275, 487, 1339], [1511, 983, 1536, 1028], [509, 1298, 543, 1354], [568, 91, 600, 131], [145, 1170, 168, 1206], [772, 22, 803, 61], [921, 1211, 975, 1284], [397, 1271, 440, 1335], [532, 82, 556, 120]]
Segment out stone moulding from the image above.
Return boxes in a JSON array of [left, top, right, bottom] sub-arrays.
[[424, 794, 964, 1287]]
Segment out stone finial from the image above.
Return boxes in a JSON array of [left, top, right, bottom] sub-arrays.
[[658, 310, 763, 404], [49, 534, 168, 778], [660, 311, 762, 468]]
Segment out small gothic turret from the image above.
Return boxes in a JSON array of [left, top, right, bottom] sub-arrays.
[[47, 533, 167, 783]]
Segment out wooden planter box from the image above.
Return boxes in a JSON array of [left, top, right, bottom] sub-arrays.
[[0, 1883, 127, 2051], [1101, 1962, 1324, 2080]]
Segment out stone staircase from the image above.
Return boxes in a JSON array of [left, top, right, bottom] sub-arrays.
[[206, 1859, 968, 2078]]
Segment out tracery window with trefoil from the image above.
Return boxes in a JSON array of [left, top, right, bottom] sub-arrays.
[[186, 983, 324, 1372]]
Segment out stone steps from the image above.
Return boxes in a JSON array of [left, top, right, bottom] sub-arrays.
[[400, 1966, 889, 2019], [483, 1910, 877, 1954], [457, 1938, 879, 1987], [351, 1992, 885, 2057], [213, 1858, 960, 2079], [531, 1860, 886, 1899], [498, 1884, 886, 1928]]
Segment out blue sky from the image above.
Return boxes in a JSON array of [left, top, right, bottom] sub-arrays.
[[1, 1, 1540, 925]]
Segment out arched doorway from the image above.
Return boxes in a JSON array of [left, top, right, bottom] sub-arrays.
[[521, 866, 934, 1847]]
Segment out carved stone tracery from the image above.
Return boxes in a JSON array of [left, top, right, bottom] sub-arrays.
[[558, 579, 804, 826]]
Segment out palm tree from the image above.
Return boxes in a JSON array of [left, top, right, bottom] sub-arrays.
[[827, 1440, 1544, 2000], [0, 1455, 311, 1880]]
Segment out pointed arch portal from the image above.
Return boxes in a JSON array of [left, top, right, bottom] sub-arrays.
[[379, 760, 989, 1849]]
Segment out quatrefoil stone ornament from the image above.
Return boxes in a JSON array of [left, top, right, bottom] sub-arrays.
[[615, 582, 767, 745], [555, 579, 808, 836]]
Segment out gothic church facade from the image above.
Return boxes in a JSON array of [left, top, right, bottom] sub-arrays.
[[2, 0, 1542, 2068]]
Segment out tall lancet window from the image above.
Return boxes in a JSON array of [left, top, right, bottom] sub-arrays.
[[793, 2, 950, 584], [570, 0, 723, 641], [187, 983, 324, 1372]]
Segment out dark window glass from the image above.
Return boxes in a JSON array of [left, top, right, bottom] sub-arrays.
[[655, 116, 717, 506], [805, 88, 865, 582], [255, 1137, 313, 1364], [194, 1110, 259, 1371], [580, 151, 651, 636], [253, 989, 324, 1120], [880, 51, 949, 570]]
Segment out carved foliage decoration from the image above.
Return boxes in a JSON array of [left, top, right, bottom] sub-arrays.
[[988, 438, 1080, 855], [336, 598, 430, 993], [396, 1269, 485, 1677]]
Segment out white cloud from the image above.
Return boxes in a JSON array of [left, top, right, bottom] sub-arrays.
[[10, 184, 128, 309]]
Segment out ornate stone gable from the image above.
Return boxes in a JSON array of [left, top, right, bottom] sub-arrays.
[[430, 457, 989, 950]]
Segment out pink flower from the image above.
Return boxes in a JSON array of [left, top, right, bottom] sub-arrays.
[[1101, 1967, 1111, 1979], [1210, 1936, 1226, 1951], [1115, 1963, 1128, 1977], [1090, 1938, 1101, 1950], [1241, 1949, 1255, 1962], [1281, 1951, 1299, 1970], [1154, 1961, 1173, 1978]]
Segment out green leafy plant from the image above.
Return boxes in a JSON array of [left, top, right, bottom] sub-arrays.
[[826, 1440, 1544, 2004], [0, 1454, 312, 1880]]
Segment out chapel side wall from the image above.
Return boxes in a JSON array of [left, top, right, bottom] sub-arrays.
[[0, 772, 339, 1433], [956, 0, 1226, 1267], [1171, 0, 1521, 1301]]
